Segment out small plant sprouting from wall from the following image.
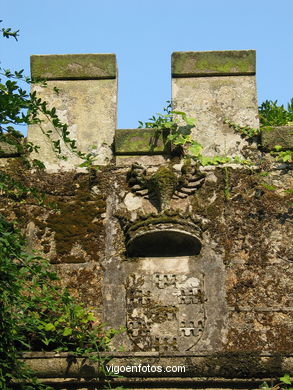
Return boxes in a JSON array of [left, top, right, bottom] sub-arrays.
[[139, 101, 202, 158], [226, 99, 293, 162], [260, 374, 293, 390], [138, 102, 251, 166]]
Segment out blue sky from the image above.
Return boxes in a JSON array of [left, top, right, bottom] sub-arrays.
[[1, 0, 293, 132]]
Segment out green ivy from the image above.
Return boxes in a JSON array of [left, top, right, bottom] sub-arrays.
[[139, 102, 252, 166], [0, 216, 119, 389], [260, 374, 293, 390], [224, 119, 260, 139]]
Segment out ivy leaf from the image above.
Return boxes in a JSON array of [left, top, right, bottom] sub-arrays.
[[170, 110, 186, 116], [280, 374, 291, 385], [163, 122, 173, 129], [185, 116, 196, 126], [87, 312, 95, 321], [274, 144, 283, 151], [44, 323, 56, 331], [188, 141, 203, 157], [62, 327, 73, 336]]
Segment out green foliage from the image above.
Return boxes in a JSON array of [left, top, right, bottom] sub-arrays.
[[224, 119, 260, 138], [0, 20, 19, 41], [259, 99, 293, 127], [260, 374, 293, 390], [139, 102, 252, 167], [0, 21, 96, 171], [258, 100, 293, 162], [139, 101, 197, 156], [0, 216, 118, 389], [271, 148, 293, 163]]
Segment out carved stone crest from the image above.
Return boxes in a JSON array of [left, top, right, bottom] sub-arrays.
[[126, 272, 206, 351], [127, 163, 205, 211]]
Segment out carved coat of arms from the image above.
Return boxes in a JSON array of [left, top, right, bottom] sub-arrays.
[[126, 272, 206, 351]]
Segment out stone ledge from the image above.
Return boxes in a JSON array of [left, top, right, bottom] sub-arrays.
[[261, 126, 293, 151], [21, 352, 293, 379], [115, 128, 170, 155], [172, 50, 256, 77], [15, 376, 285, 389], [31, 54, 117, 80]]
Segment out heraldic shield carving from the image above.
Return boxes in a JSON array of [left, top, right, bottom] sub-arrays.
[[126, 272, 206, 351]]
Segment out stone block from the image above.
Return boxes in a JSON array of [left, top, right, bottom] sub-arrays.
[[115, 154, 168, 166], [261, 126, 293, 150], [115, 128, 170, 155], [31, 54, 117, 80], [0, 141, 20, 157], [28, 54, 117, 171], [21, 352, 293, 385], [172, 50, 256, 77], [172, 50, 259, 157]]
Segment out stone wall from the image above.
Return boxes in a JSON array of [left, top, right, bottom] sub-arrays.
[[1, 50, 292, 388]]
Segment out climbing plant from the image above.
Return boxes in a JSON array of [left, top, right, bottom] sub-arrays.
[[139, 101, 202, 158], [0, 22, 119, 389], [0, 21, 96, 170], [139, 99, 293, 164], [0, 215, 119, 389], [138, 102, 249, 166]]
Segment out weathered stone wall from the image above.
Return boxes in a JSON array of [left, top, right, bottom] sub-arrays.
[[1, 50, 292, 388], [2, 155, 292, 388]]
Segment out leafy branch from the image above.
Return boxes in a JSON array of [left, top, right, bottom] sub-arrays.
[[259, 99, 293, 127], [0, 21, 96, 171], [139, 102, 251, 166], [0, 20, 19, 41]]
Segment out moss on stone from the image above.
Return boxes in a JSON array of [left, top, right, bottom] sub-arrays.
[[115, 128, 169, 155], [147, 166, 178, 210], [205, 352, 278, 378], [261, 126, 293, 150], [31, 54, 117, 80], [46, 189, 106, 263], [172, 50, 256, 77]]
